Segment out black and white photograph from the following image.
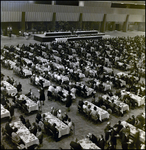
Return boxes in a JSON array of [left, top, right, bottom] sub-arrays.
[[1, 1, 145, 149]]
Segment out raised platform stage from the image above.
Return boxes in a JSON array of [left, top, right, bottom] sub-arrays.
[[44, 31, 72, 36], [34, 31, 105, 42]]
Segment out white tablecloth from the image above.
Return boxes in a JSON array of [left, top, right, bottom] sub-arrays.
[[86, 87, 95, 96], [22, 58, 33, 65], [36, 56, 48, 63], [121, 121, 145, 143], [78, 138, 101, 149], [10, 121, 39, 148], [129, 94, 145, 106], [1, 104, 10, 119], [102, 82, 111, 91], [43, 112, 70, 138], [4, 59, 16, 69], [16, 94, 38, 113], [121, 90, 145, 106], [1, 81, 17, 96], [84, 101, 109, 121], [34, 76, 50, 87], [104, 67, 113, 73], [13, 66, 32, 77], [102, 95, 129, 113]]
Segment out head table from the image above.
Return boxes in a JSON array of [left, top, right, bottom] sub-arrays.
[[10, 121, 39, 148], [1, 104, 10, 119], [1, 80, 17, 97], [78, 138, 101, 149], [15, 94, 38, 113], [43, 112, 70, 138], [84, 101, 110, 121]]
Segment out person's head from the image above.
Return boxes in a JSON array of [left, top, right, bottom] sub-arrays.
[[100, 134, 104, 139], [19, 115, 23, 119], [94, 106, 97, 111], [68, 118, 71, 122], [85, 102, 88, 105], [107, 122, 111, 126], [33, 122, 36, 126], [58, 109, 61, 114], [118, 120, 121, 124], [13, 128, 18, 132], [87, 133, 92, 138], [132, 115, 135, 118]]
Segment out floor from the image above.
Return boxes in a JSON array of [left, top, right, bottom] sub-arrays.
[[1, 31, 145, 149]]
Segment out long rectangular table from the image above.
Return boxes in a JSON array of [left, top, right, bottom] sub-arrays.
[[121, 121, 145, 143], [1, 104, 10, 119], [121, 90, 145, 106], [78, 138, 101, 149], [1, 80, 17, 97], [13, 66, 32, 77], [34, 76, 50, 88], [43, 112, 70, 138], [10, 121, 39, 148], [15, 94, 38, 113], [102, 95, 129, 113], [84, 101, 110, 121]]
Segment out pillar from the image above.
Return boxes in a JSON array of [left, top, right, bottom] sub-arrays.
[[112, 22, 116, 31], [51, 12, 56, 31], [78, 13, 83, 30], [21, 12, 25, 32], [123, 14, 129, 32], [100, 14, 106, 32]]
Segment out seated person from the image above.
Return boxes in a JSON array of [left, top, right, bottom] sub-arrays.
[[90, 106, 99, 121], [67, 118, 73, 132], [62, 112, 69, 124], [86, 133, 98, 145], [57, 109, 63, 120], [25, 119, 31, 130], [26, 89, 32, 98], [30, 122, 37, 136], [70, 140, 82, 150], [5, 121, 14, 137], [11, 128, 21, 145], [49, 123, 59, 141], [51, 107, 58, 116], [17, 82, 22, 92], [78, 99, 84, 112], [19, 115, 26, 125], [82, 102, 88, 113], [35, 111, 42, 123]]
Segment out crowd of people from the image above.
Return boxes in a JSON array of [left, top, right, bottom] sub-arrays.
[[1, 33, 145, 149]]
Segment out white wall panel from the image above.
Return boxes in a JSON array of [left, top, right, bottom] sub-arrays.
[[129, 15, 144, 22], [56, 13, 79, 21], [106, 14, 126, 22], [25, 12, 52, 21], [82, 13, 104, 21], [1, 11, 21, 22]]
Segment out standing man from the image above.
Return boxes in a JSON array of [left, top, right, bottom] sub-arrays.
[[39, 88, 45, 105]]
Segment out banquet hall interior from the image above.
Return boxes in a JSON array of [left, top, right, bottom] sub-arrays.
[[1, 1, 145, 149]]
